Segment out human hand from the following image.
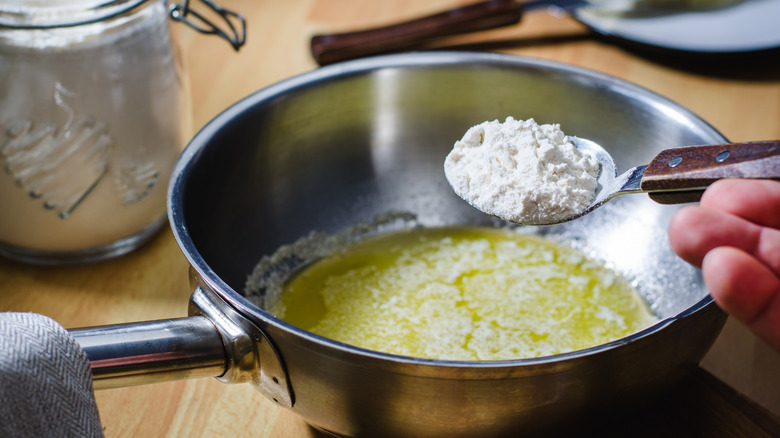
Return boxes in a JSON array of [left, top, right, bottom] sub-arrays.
[[668, 179, 780, 352]]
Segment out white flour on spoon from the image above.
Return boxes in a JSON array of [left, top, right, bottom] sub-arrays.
[[444, 117, 600, 225]]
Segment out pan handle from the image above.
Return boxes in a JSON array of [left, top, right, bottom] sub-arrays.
[[69, 316, 226, 390], [68, 286, 295, 408]]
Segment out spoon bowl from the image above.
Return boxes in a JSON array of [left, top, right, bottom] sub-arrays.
[[562, 136, 642, 224]]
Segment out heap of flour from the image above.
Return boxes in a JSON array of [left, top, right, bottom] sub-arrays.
[[444, 117, 600, 225]]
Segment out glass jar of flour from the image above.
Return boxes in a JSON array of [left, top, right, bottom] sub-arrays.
[[0, 0, 244, 264]]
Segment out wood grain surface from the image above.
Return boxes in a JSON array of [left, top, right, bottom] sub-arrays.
[[2, 1, 780, 436]]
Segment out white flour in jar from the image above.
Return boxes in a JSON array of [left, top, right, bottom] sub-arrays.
[[444, 117, 599, 225], [0, 1, 188, 259]]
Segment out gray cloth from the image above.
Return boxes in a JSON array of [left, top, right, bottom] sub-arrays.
[[0, 312, 103, 437]]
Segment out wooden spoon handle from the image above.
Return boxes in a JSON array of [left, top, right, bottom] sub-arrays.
[[310, 0, 523, 65], [640, 141, 780, 201]]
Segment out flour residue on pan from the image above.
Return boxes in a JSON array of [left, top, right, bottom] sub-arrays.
[[244, 211, 421, 314]]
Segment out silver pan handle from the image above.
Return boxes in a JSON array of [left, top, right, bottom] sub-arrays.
[[69, 316, 226, 389], [68, 286, 294, 408]]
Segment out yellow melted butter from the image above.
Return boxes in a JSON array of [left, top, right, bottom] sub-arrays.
[[270, 226, 657, 361]]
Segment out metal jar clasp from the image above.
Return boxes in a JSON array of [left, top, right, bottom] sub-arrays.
[[169, 0, 247, 51]]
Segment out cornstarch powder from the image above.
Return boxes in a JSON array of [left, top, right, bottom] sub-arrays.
[[444, 117, 599, 225]]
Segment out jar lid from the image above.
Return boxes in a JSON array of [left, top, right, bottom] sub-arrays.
[[0, 0, 148, 28]]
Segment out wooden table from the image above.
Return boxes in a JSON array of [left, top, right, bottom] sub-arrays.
[[2, 1, 780, 436]]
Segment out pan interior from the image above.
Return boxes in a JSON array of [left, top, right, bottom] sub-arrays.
[[177, 54, 723, 327]]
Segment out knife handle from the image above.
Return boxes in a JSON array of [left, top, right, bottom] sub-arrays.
[[641, 140, 780, 204], [310, 0, 523, 65]]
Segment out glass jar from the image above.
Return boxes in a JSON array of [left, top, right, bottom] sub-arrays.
[[0, 0, 242, 264]]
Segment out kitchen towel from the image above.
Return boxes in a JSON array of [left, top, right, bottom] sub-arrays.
[[0, 312, 103, 437]]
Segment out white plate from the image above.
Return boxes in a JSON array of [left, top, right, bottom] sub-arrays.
[[575, 0, 780, 53]]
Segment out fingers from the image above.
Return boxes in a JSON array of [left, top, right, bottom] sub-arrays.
[[701, 179, 780, 229], [703, 246, 780, 352], [668, 179, 780, 353], [668, 205, 762, 268]]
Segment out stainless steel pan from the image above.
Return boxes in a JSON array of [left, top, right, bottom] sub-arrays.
[[70, 52, 727, 438]]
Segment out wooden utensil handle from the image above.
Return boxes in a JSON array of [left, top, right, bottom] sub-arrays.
[[310, 0, 523, 65], [640, 141, 780, 198]]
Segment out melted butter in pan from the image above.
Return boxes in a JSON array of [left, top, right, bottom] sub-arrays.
[[269, 226, 657, 361]]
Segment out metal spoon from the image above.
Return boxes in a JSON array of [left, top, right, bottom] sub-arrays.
[[524, 137, 780, 225]]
